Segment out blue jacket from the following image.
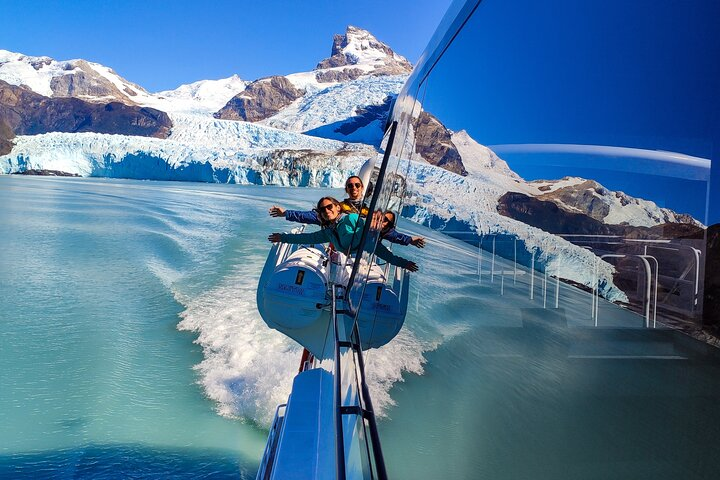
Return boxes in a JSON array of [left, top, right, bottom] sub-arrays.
[[382, 228, 413, 246], [278, 214, 412, 269], [285, 210, 413, 245], [284, 198, 366, 225], [285, 209, 321, 225]]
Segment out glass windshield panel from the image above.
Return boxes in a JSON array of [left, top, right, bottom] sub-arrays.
[[379, 0, 720, 478]]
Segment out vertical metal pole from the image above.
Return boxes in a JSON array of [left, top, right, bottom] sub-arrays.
[[592, 258, 598, 325], [530, 251, 535, 300], [543, 269, 547, 308], [692, 248, 701, 310], [594, 258, 601, 324], [653, 260, 658, 328], [331, 285, 346, 480], [501, 270, 505, 295], [555, 272, 560, 309], [638, 255, 659, 329], [637, 256, 652, 328], [478, 235, 483, 285], [491, 236, 496, 283], [513, 238, 517, 285]]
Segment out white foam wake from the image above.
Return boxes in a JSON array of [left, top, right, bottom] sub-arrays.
[[177, 260, 299, 426], [177, 257, 437, 426]]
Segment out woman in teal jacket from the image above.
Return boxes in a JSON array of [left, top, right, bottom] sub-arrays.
[[268, 196, 418, 272]]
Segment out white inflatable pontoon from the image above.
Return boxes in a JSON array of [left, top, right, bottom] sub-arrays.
[[257, 237, 410, 358]]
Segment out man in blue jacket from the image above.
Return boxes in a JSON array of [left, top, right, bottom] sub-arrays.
[[269, 176, 425, 248]]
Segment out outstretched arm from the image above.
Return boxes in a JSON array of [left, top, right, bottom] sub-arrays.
[[269, 205, 286, 217], [269, 206, 322, 225], [286, 210, 321, 225], [268, 229, 331, 245], [382, 228, 425, 249], [382, 228, 411, 245], [374, 242, 418, 272]]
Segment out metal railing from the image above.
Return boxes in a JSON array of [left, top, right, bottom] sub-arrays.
[[331, 283, 388, 480], [256, 403, 287, 480]]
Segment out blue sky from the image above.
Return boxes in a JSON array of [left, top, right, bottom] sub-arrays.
[[2, 0, 717, 223], [0, 0, 451, 92], [417, 0, 719, 223]]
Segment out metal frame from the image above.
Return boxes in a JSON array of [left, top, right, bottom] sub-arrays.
[[331, 284, 388, 480]]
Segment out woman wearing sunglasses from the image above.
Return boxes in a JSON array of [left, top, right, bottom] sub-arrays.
[[269, 176, 368, 222], [269, 176, 425, 247], [268, 196, 419, 272]]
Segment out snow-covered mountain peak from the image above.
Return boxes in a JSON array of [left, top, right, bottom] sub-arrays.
[[531, 176, 587, 193], [0, 48, 150, 103], [452, 130, 521, 180], [149, 75, 248, 114], [314, 26, 412, 80], [0, 49, 52, 66], [0, 48, 249, 115], [531, 176, 703, 227], [0, 49, 64, 96]]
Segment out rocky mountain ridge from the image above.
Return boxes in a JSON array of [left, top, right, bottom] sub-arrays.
[[0, 49, 150, 104], [214, 26, 411, 124], [497, 191, 703, 238], [531, 177, 702, 228], [314, 25, 412, 81], [0, 29, 703, 236], [0, 80, 171, 155], [215, 76, 305, 122]]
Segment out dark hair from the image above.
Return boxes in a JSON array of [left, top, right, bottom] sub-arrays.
[[384, 211, 396, 227], [315, 197, 341, 226], [345, 176, 363, 187], [316, 196, 341, 211]]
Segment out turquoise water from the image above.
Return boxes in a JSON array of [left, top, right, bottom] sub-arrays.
[[2, 176, 719, 479], [0, 177, 327, 478]]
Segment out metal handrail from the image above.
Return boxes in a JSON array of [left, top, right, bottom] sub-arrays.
[[331, 284, 388, 480], [350, 321, 388, 480], [256, 403, 287, 480], [332, 284, 347, 480]]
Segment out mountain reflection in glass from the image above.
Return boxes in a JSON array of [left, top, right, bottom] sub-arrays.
[[376, 0, 720, 477]]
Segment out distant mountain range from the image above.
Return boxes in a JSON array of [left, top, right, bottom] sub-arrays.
[[2, 25, 715, 335], [0, 26, 704, 300]]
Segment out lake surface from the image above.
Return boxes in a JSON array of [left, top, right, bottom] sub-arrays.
[[1, 176, 718, 479]]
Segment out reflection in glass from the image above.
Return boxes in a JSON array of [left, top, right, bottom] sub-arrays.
[[374, 0, 720, 478]]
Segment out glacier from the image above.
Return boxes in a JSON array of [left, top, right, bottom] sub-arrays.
[[398, 160, 628, 302], [261, 75, 406, 136], [0, 107, 627, 301], [0, 110, 378, 187]]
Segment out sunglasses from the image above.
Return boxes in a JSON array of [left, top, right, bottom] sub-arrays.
[[345, 182, 362, 188], [319, 203, 336, 212]]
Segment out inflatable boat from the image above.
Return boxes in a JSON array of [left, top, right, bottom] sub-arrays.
[[257, 235, 410, 358]]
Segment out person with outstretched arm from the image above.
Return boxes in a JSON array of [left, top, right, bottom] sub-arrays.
[[380, 211, 425, 248], [267, 196, 419, 272], [269, 176, 425, 248], [269, 175, 367, 222]]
